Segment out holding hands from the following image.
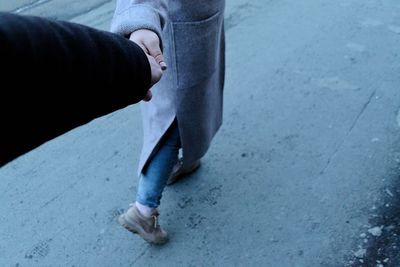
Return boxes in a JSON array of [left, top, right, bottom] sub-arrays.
[[130, 29, 167, 101]]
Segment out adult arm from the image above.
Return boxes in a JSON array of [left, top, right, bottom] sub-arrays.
[[0, 12, 159, 166]]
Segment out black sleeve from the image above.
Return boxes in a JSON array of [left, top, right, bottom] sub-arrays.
[[0, 12, 152, 166]]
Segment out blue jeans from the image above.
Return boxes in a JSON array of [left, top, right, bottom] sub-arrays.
[[136, 120, 181, 208]]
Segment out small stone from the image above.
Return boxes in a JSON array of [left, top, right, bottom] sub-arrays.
[[368, 226, 383, 237], [385, 189, 394, 197], [354, 248, 366, 258]]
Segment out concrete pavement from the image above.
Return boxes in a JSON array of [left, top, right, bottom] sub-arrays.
[[1, 0, 400, 266]]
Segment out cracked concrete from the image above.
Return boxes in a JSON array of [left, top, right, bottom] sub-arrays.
[[320, 89, 377, 175]]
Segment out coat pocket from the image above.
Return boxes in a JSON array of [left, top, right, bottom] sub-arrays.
[[172, 12, 223, 88]]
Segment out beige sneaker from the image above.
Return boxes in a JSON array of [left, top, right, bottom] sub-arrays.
[[166, 159, 201, 186], [118, 204, 168, 245]]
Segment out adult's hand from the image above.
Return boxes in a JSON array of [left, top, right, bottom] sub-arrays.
[[143, 53, 163, 101], [130, 29, 167, 70]]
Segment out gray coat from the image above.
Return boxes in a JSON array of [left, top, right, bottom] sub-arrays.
[[111, 0, 225, 174]]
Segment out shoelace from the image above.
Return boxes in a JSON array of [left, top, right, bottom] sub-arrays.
[[152, 215, 159, 229], [152, 210, 161, 229]]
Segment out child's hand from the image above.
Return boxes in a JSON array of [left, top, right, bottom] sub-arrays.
[[130, 29, 166, 102], [130, 29, 167, 70]]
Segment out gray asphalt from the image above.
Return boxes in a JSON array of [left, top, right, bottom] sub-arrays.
[[1, 0, 400, 266]]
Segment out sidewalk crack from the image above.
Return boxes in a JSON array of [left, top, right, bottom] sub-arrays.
[[320, 89, 377, 175], [13, 0, 52, 14]]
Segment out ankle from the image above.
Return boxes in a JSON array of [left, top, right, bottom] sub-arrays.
[[135, 201, 156, 218]]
